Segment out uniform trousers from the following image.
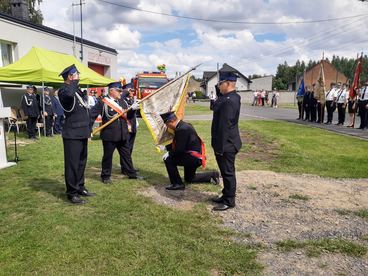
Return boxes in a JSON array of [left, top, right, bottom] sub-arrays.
[[297, 101, 303, 119], [310, 101, 317, 122], [337, 103, 346, 124], [303, 104, 310, 120], [26, 116, 38, 138], [63, 138, 88, 196], [54, 115, 64, 134], [316, 102, 325, 123], [127, 132, 136, 154], [102, 140, 136, 179], [215, 152, 237, 206], [164, 154, 214, 185], [45, 115, 53, 136], [358, 100, 368, 129], [326, 101, 335, 123]]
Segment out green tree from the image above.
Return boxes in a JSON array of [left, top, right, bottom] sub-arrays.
[[0, 0, 43, 24]]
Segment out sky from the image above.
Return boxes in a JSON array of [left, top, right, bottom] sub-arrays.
[[39, 0, 368, 79]]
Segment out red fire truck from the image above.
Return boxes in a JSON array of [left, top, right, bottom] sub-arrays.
[[131, 71, 169, 99]]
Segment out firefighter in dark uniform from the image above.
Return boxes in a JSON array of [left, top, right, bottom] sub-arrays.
[[160, 111, 220, 190], [211, 72, 242, 211], [40, 87, 54, 136], [58, 64, 96, 204], [303, 86, 311, 121], [358, 80, 368, 129], [121, 83, 138, 154], [90, 82, 142, 184], [310, 84, 317, 122], [21, 84, 40, 140]]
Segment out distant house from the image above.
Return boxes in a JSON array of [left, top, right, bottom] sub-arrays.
[[249, 75, 273, 91], [200, 63, 251, 96], [290, 60, 348, 91]]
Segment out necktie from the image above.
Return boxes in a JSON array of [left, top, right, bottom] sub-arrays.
[[363, 87, 367, 100]]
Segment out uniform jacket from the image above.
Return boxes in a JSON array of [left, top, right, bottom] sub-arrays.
[[51, 96, 65, 116], [21, 93, 40, 117], [121, 95, 137, 133], [40, 94, 54, 115], [59, 81, 91, 139], [90, 96, 129, 142], [211, 90, 242, 154], [166, 120, 201, 158]]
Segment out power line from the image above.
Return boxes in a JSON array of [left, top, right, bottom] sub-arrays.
[[96, 0, 368, 25]]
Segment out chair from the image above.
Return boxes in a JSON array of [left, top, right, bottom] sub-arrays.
[[6, 107, 26, 134]]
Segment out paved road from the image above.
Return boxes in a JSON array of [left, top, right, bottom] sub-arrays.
[[187, 102, 368, 140]]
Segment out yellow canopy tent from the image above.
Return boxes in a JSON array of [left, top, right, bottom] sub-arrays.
[[0, 47, 115, 136], [0, 47, 114, 86]]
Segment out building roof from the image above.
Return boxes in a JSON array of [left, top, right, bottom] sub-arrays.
[[0, 11, 118, 54], [202, 63, 251, 84]]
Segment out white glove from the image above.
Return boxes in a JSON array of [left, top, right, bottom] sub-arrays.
[[162, 152, 169, 161], [158, 145, 166, 151], [131, 101, 140, 110]]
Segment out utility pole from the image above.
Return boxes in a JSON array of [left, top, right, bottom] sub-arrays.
[[72, 3, 76, 57], [72, 1, 85, 61], [80, 0, 84, 62]]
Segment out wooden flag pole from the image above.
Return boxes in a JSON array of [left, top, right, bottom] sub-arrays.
[[92, 64, 201, 136]]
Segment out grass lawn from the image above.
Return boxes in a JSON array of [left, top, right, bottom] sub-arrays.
[[185, 103, 212, 116], [1, 119, 367, 274], [1, 121, 260, 275]]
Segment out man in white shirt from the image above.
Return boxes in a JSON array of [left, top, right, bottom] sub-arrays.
[[325, 83, 337, 124], [358, 80, 368, 129], [336, 83, 348, 125]]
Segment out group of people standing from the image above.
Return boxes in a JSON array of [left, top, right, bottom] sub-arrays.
[[19, 64, 242, 212], [251, 90, 279, 108], [56, 64, 242, 211], [20, 85, 65, 139], [296, 80, 368, 129]]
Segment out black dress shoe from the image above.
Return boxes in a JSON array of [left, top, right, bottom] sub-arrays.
[[129, 175, 145, 180], [212, 204, 235, 211], [78, 189, 96, 197], [165, 184, 185, 190], [101, 178, 112, 184], [211, 196, 224, 203], [210, 172, 220, 185], [68, 195, 86, 205]]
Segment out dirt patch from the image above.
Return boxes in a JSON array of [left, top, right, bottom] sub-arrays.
[[140, 170, 368, 275], [140, 185, 213, 211], [238, 130, 279, 162]]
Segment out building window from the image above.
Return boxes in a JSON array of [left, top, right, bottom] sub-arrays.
[[0, 42, 14, 67]]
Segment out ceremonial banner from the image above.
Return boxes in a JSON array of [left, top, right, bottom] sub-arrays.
[[297, 78, 305, 97], [350, 55, 363, 98], [141, 74, 190, 146], [315, 62, 326, 103]]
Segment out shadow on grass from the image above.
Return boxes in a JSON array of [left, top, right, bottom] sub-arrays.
[[28, 177, 67, 202]]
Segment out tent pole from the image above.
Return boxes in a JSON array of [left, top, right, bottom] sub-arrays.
[[42, 82, 46, 137]]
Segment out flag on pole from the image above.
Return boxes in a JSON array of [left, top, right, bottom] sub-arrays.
[[140, 73, 191, 146], [297, 78, 305, 97], [315, 62, 326, 103], [349, 54, 363, 98]]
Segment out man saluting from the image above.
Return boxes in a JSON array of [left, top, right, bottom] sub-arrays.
[[58, 64, 96, 204], [211, 72, 242, 211]]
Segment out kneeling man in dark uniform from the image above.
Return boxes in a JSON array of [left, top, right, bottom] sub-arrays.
[[90, 82, 142, 184], [58, 64, 96, 204], [161, 111, 219, 190]]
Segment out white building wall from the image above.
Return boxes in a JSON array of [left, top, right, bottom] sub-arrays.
[[0, 18, 117, 79], [205, 76, 249, 96], [249, 76, 273, 91]]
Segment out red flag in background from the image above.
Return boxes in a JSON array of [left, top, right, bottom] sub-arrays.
[[350, 54, 363, 98]]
